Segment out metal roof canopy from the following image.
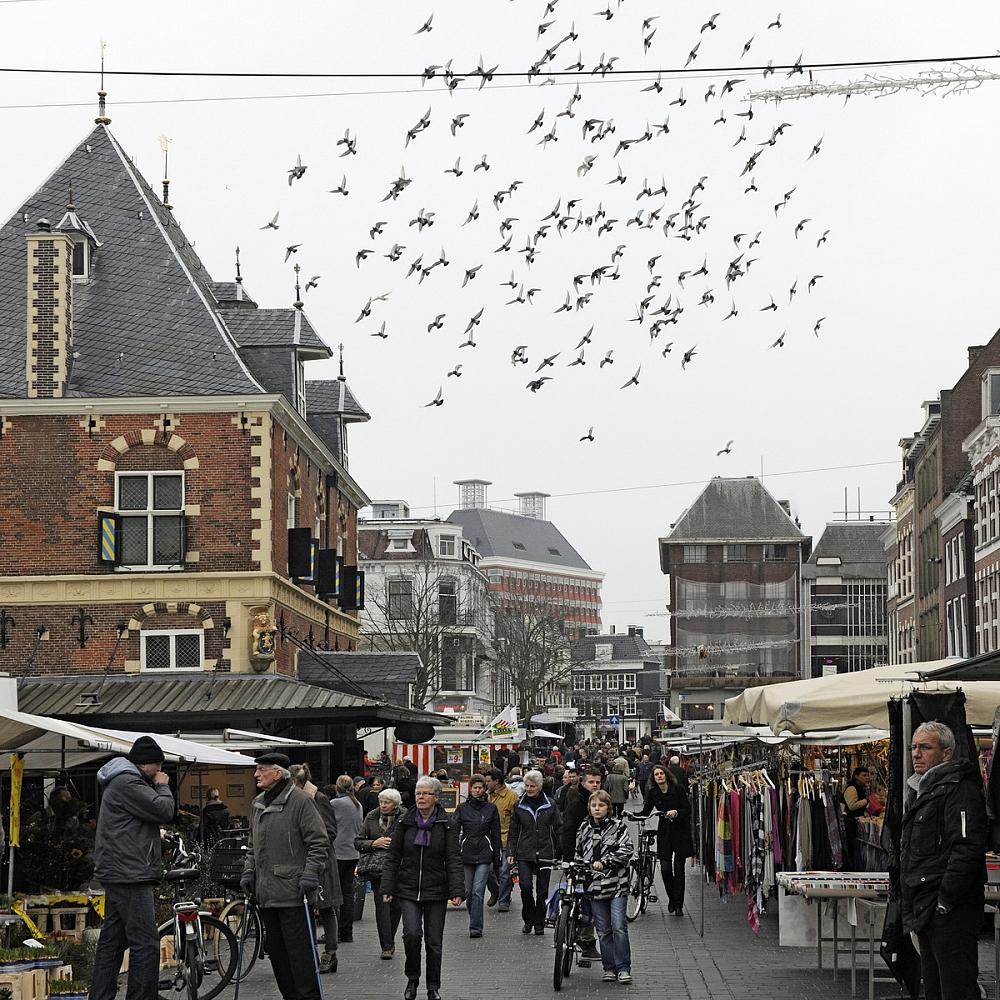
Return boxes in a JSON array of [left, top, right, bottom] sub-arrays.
[[16, 673, 446, 731], [170, 729, 333, 752], [913, 650, 1000, 683]]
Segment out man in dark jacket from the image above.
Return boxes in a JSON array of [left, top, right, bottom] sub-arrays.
[[90, 736, 175, 1000], [354, 775, 380, 816], [243, 752, 330, 1000], [561, 767, 603, 960], [900, 721, 987, 1000], [453, 774, 501, 937]]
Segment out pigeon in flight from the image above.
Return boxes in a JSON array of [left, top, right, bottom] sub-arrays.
[[284, 245, 301, 263], [414, 13, 433, 34], [260, 211, 280, 231], [329, 176, 349, 196], [427, 314, 446, 331], [304, 275, 320, 292], [526, 377, 552, 392], [716, 440, 734, 456], [580, 427, 595, 442], [600, 351, 614, 368], [620, 367, 641, 388], [770, 332, 787, 349], [371, 321, 388, 339], [447, 365, 463, 378], [287, 155, 306, 185], [424, 387, 444, 408]]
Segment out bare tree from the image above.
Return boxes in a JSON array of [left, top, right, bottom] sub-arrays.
[[491, 593, 571, 722], [360, 558, 490, 710]]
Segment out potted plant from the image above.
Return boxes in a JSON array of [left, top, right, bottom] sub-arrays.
[[0, 947, 38, 972], [33, 945, 63, 970], [49, 980, 89, 1000]]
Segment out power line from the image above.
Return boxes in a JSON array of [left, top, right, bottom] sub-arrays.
[[0, 53, 997, 81]]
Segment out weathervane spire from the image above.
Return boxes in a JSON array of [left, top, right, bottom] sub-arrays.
[[293, 263, 303, 309], [95, 40, 111, 124], [158, 135, 173, 211]]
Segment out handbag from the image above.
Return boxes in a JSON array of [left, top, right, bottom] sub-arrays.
[[357, 849, 388, 877]]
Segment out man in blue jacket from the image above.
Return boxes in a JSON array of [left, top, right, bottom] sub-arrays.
[[900, 721, 987, 1000], [90, 736, 175, 1000]]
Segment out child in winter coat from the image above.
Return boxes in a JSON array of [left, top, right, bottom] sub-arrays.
[[575, 789, 634, 984]]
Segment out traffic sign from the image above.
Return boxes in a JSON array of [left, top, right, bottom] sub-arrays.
[[609, 714, 620, 725]]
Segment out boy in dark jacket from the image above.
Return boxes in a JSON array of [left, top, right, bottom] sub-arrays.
[[454, 774, 501, 937]]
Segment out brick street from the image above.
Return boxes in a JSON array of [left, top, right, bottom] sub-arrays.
[[232, 863, 912, 1000]]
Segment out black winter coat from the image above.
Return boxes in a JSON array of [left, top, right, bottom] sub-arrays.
[[640, 781, 694, 859], [561, 785, 594, 860], [454, 795, 501, 867], [900, 756, 987, 933], [380, 805, 464, 902], [508, 791, 563, 864]]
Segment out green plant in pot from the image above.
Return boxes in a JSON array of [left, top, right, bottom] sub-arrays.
[[50, 979, 89, 998]]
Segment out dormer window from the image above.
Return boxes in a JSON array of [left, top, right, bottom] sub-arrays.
[[72, 240, 88, 276], [984, 369, 1000, 418], [55, 210, 101, 281]]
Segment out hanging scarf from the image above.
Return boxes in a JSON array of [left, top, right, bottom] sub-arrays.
[[414, 808, 437, 847]]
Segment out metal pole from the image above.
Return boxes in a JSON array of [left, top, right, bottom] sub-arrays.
[[303, 894, 326, 1000], [231, 894, 251, 1000], [699, 733, 704, 939]]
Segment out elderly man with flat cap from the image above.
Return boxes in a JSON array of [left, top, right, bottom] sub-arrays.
[[90, 735, 175, 1000], [243, 752, 330, 1000]]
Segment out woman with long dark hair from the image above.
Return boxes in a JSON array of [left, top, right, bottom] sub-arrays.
[[638, 762, 693, 915]]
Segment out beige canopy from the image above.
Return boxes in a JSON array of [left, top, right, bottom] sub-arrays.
[[723, 661, 1000, 735]]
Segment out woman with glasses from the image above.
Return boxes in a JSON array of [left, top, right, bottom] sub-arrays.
[[381, 776, 464, 1000]]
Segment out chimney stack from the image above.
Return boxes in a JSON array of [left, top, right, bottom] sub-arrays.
[[515, 491, 550, 519], [25, 220, 74, 398], [454, 479, 491, 510]]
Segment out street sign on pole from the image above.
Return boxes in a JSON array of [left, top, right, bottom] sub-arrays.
[[608, 714, 620, 726]]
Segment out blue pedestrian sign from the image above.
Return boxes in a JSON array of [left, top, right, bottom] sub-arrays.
[[609, 714, 620, 726]]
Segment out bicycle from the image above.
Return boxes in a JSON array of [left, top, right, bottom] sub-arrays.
[[210, 836, 266, 981], [549, 860, 594, 991], [149, 832, 239, 1000], [622, 811, 662, 921]]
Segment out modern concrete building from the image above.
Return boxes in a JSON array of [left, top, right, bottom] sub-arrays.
[[802, 522, 890, 677]]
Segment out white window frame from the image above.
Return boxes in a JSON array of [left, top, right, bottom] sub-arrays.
[[623, 673, 636, 690], [438, 534, 457, 557], [606, 673, 620, 691], [141, 628, 203, 671], [623, 695, 637, 716], [115, 471, 185, 571], [573, 674, 586, 691]]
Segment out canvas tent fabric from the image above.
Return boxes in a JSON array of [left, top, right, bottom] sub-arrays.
[[723, 661, 1000, 735], [0, 707, 256, 770]]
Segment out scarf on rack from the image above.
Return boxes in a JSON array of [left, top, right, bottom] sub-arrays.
[[414, 807, 437, 847]]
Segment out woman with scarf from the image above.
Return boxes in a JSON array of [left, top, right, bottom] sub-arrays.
[[637, 762, 693, 915], [381, 776, 464, 1000], [453, 774, 501, 938], [506, 769, 563, 935], [576, 789, 634, 983], [355, 788, 405, 959]]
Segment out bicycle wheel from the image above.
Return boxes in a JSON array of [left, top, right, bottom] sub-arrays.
[[625, 860, 644, 922], [561, 904, 576, 978], [184, 925, 200, 1000], [218, 899, 262, 980], [157, 915, 238, 1000], [553, 905, 569, 991]]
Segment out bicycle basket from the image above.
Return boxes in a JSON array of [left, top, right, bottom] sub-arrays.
[[209, 839, 249, 888]]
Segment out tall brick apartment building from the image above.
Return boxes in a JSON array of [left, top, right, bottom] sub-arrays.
[[888, 332, 1000, 662], [0, 122, 436, 775]]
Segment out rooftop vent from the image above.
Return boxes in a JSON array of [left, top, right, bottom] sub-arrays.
[[455, 479, 491, 510], [515, 491, 550, 519]]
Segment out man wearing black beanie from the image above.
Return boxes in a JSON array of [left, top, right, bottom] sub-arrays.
[[90, 736, 175, 1000]]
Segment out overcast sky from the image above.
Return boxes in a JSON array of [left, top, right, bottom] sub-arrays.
[[2, 1, 998, 643]]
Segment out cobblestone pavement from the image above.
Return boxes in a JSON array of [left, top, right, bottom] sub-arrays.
[[231, 863, 923, 1000]]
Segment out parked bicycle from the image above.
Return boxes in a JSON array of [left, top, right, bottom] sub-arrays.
[[209, 835, 265, 981], [622, 811, 663, 921], [149, 832, 238, 1000], [549, 860, 594, 991]]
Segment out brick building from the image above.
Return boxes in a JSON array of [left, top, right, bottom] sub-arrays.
[[0, 121, 437, 772], [658, 477, 811, 721], [888, 333, 1000, 661]]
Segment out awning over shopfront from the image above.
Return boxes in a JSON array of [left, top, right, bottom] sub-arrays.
[[0, 706, 257, 770], [723, 660, 1000, 734]]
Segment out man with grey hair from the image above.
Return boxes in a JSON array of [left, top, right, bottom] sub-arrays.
[[900, 720, 986, 1000], [243, 752, 329, 1000]]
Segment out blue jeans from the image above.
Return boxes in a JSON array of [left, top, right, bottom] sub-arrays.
[[487, 854, 513, 907], [515, 859, 551, 930], [401, 898, 447, 989], [464, 863, 491, 933], [90, 882, 160, 1000], [590, 896, 631, 974]]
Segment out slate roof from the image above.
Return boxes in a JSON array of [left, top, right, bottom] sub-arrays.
[[0, 124, 342, 403], [665, 478, 808, 543], [802, 522, 890, 580], [307, 379, 371, 421], [16, 671, 440, 728], [299, 651, 420, 709], [446, 508, 595, 571], [571, 633, 656, 663]]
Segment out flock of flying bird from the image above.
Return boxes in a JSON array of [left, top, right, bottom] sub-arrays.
[[251, 3, 834, 449]]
